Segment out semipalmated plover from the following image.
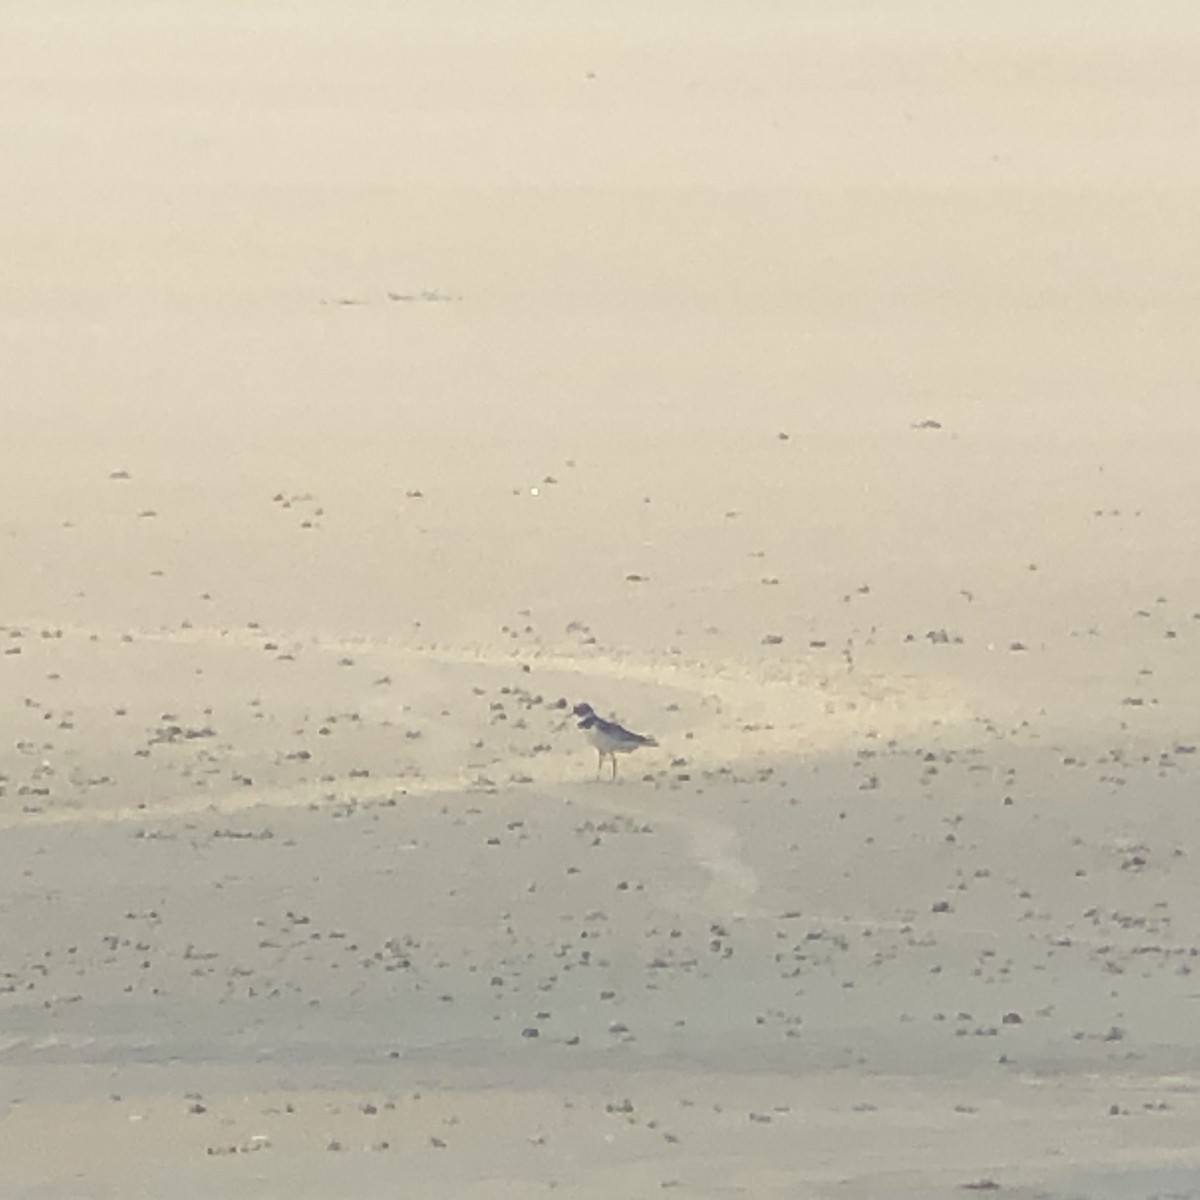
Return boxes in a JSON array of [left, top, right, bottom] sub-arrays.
[[572, 702, 657, 781]]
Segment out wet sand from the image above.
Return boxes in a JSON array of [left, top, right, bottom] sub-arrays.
[[4, 3, 1200, 1196]]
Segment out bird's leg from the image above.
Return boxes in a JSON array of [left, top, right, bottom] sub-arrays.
[[611, 754, 618, 782], [596, 751, 603, 780]]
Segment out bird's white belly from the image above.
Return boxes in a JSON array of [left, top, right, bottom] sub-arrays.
[[586, 728, 631, 755]]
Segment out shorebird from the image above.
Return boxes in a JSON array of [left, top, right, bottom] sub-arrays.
[[572, 702, 657, 781]]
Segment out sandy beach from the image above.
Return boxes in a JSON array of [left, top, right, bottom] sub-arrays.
[[4, 3, 1200, 1196]]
